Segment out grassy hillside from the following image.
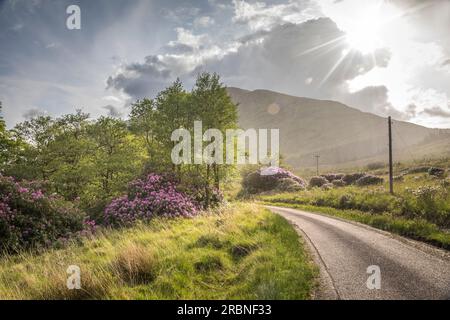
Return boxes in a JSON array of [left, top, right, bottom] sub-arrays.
[[0, 203, 317, 300], [228, 87, 450, 168]]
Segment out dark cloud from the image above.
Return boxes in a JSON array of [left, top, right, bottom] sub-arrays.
[[421, 106, 450, 118], [102, 105, 123, 118], [106, 55, 172, 99], [342, 86, 412, 120], [442, 59, 450, 67], [22, 108, 46, 120]]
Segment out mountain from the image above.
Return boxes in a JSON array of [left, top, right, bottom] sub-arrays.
[[227, 87, 450, 168]]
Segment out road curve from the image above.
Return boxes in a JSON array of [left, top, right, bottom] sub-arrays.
[[266, 205, 450, 300]]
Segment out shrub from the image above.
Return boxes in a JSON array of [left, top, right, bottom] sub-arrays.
[[241, 168, 306, 195], [0, 175, 93, 252], [406, 166, 431, 174], [355, 175, 384, 186], [321, 183, 334, 190], [343, 173, 366, 185], [309, 176, 328, 188], [275, 178, 305, 192], [366, 162, 385, 170], [331, 179, 346, 187], [104, 174, 199, 227], [321, 173, 344, 181], [428, 167, 445, 178]]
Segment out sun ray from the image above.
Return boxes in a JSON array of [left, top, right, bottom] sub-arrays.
[[319, 49, 351, 87], [297, 35, 346, 57]]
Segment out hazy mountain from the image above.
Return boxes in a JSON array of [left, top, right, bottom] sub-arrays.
[[227, 87, 450, 168]]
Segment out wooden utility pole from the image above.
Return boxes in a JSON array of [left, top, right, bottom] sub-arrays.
[[388, 116, 394, 194], [315, 155, 320, 176]]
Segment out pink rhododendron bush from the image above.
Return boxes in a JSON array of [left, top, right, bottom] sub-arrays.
[[0, 175, 93, 252], [104, 174, 200, 227]]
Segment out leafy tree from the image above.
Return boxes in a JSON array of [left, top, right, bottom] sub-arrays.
[[190, 72, 238, 205], [153, 78, 190, 171], [0, 101, 15, 167], [86, 116, 146, 203]]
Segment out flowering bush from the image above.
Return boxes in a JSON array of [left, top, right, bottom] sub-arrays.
[[0, 175, 93, 252], [104, 174, 199, 227], [241, 167, 306, 195]]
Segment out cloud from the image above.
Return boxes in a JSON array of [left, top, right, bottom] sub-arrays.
[[22, 108, 46, 120], [232, 0, 320, 31], [194, 16, 215, 28], [102, 105, 123, 118], [106, 55, 172, 99], [421, 106, 450, 118], [2, 0, 449, 128], [107, 17, 394, 119]]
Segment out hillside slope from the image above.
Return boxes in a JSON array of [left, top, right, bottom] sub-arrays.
[[228, 87, 450, 168]]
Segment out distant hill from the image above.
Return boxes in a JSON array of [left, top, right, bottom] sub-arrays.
[[227, 87, 450, 168]]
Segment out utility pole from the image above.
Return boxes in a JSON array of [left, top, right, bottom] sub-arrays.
[[388, 116, 394, 194], [315, 155, 320, 176]]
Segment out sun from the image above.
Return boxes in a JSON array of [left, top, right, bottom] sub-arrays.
[[345, 8, 385, 54]]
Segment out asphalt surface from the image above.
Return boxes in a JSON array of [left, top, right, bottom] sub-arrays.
[[266, 206, 450, 300]]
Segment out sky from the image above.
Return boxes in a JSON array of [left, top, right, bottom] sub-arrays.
[[0, 0, 449, 128]]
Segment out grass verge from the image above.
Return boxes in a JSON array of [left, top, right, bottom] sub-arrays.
[[0, 202, 316, 300], [260, 200, 450, 250]]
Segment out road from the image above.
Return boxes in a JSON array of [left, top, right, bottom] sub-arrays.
[[266, 205, 450, 300]]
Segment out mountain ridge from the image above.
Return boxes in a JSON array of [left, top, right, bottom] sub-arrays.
[[227, 87, 450, 168]]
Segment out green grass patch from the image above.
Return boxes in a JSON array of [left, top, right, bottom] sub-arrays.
[[0, 203, 317, 300]]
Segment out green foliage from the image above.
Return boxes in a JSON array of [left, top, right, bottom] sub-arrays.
[[3, 111, 146, 217], [2, 72, 238, 218], [129, 73, 238, 208]]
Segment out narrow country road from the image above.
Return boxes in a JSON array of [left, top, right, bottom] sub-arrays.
[[266, 206, 450, 300]]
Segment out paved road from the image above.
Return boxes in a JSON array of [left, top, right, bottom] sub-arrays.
[[266, 206, 450, 300]]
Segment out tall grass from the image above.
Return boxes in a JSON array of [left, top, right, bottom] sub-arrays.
[[0, 203, 317, 300]]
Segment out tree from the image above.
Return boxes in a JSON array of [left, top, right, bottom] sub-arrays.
[[153, 78, 190, 171], [86, 116, 146, 203], [0, 101, 15, 168], [190, 73, 238, 205]]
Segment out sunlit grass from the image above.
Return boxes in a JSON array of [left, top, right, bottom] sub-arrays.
[[0, 203, 317, 300]]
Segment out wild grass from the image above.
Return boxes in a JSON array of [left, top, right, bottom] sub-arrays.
[[0, 203, 317, 300]]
